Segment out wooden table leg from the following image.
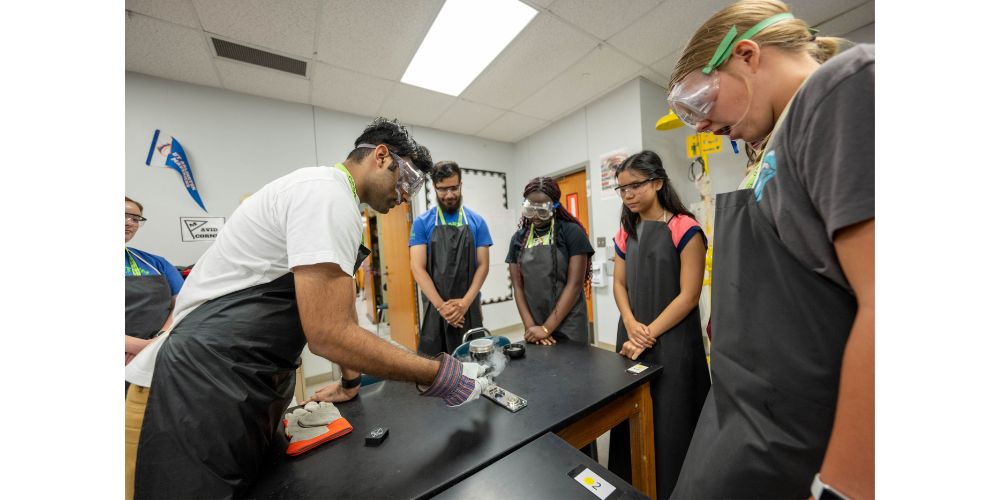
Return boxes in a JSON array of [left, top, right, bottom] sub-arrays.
[[629, 383, 656, 498], [556, 382, 656, 499]]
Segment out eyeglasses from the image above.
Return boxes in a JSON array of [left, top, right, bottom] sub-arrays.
[[357, 143, 426, 203], [614, 178, 660, 197], [435, 184, 461, 194], [126, 213, 147, 226]]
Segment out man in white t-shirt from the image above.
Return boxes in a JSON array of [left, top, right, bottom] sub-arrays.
[[124, 118, 490, 499]]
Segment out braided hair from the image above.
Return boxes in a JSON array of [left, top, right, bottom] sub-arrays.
[[516, 177, 593, 292]]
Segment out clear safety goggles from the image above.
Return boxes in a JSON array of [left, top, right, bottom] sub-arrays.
[[666, 70, 721, 128], [357, 143, 426, 202], [522, 200, 554, 220]]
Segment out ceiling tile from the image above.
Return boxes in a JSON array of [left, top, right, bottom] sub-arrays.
[[812, 0, 874, 36], [607, 0, 731, 66], [461, 13, 596, 109], [126, 13, 220, 88], [650, 50, 681, 81], [315, 0, 446, 81], [126, 0, 202, 29], [192, 0, 320, 58], [784, 0, 872, 26], [377, 83, 456, 127], [430, 100, 506, 136], [477, 112, 548, 143], [549, 0, 661, 40], [514, 45, 642, 121], [312, 63, 396, 118], [216, 60, 310, 104]]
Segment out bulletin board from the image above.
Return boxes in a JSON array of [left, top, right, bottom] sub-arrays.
[[422, 168, 514, 305]]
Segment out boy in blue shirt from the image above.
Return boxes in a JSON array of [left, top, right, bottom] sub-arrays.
[[409, 161, 492, 354]]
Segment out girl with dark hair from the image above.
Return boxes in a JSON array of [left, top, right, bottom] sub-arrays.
[[505, 176, 594, 345], [607, 150, 710, 497]]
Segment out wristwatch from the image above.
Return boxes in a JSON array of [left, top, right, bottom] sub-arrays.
[[341, 374, 362, 389], [811, 473, 850, 500]]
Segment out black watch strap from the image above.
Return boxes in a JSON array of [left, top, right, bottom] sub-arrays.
[[341, 375, 362, 389]]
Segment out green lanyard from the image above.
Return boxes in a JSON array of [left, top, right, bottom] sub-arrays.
[[436, 206, 465, 226], [526, 219, 555, 249], [125, 248, 150, 276], [335, 163, 359, 203]]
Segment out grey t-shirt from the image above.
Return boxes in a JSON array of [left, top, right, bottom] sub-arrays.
[[753, 44, 874, 291]]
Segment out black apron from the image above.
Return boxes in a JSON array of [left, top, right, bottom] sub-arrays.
[[608, 218, 711, 499], [418, 207, 483, 355], [670, 189, 857, 498], [517, 220, 588, 343], [135, 245, 369, 499], [126, 250, 174, 394], [125, 249, 173, 340]]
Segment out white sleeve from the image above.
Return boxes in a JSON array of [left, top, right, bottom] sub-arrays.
[[277, 178, 362, 275]]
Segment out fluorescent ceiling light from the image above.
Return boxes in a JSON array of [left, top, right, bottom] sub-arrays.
[[401, 0, 537, 96]]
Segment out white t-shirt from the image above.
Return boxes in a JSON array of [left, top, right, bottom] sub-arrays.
[[125, 166, 363, 386]]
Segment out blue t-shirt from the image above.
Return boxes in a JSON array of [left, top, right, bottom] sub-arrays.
[[125, 247, 185, 296], [409, 206, 493, 255]]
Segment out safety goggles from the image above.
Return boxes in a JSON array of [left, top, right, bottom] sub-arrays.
[[666, 12, 798, 129], [357, 143, 426, 203], [522, 200, 554, 220]]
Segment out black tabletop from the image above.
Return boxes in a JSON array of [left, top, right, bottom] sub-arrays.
[[434, 432, 647, 500], [249, 341, 661, 499]]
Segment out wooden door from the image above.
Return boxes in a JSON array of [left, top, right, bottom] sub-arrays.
[[362, 209, 380, 323], [556, 170, 593, 322], [377, 203, 419, 351]]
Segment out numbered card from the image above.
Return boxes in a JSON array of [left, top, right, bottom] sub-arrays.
[[626, 363, 649, 374], [572, 467, 617, 499]]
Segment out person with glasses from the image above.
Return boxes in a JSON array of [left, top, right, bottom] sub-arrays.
[[124, 118, 493, 500], [409, 161, 493, 355], [666, 1, 874, 498], [506, 176, 594, 346], [124, 196, 184, 368], [607, 151, 710, 498]]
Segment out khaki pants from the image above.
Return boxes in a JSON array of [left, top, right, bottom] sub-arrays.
[[125, 385, 149, 500]]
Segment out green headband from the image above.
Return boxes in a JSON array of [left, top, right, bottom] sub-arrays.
[[702, 12, 814, 74]]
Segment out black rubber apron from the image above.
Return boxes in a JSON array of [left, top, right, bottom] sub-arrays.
[[670, 189, 857, 498], [518, 220, 588, 343], [607, 218, 711, 499], [418, 207, 483, 355], [126, 249, 173, 394], [135, 246, 369, 499], [125, 249, 172, 340]]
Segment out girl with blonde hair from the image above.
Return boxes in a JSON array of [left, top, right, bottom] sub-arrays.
[[665, 1, 873, 498]]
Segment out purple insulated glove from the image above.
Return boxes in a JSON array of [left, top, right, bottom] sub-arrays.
[[419, 354, 486, 407]]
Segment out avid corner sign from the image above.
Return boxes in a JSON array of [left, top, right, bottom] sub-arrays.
[[180, 217, 225, 242]]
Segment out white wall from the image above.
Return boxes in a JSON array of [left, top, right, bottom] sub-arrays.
[[513, 79, 645, 346]]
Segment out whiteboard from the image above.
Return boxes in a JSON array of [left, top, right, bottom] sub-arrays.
[[422, 168, 514, 304]]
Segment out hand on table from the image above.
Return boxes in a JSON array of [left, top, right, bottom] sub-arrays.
[[524, 325, 556, 346], [624, 319, 655, 349], [619, 340, 646, 360], [306, 382, 360, 403]]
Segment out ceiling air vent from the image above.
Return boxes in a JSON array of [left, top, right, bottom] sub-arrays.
[[211, 37, 307, 77]]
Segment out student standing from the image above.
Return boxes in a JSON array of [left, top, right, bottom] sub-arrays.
[[410, 161, 493, 354], [607, 151, 710, 498], [666, 1, 874, 497], [506, 177, 594, 345]]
